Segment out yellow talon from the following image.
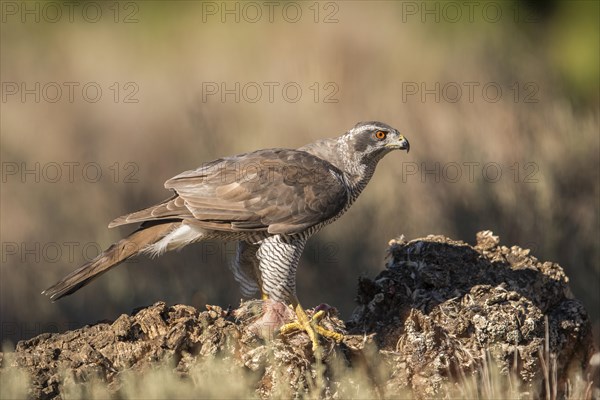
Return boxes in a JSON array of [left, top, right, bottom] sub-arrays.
[[278, 298, 344, 352], [314, 324, 344, 342]]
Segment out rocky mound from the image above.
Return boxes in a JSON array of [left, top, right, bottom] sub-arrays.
[[1, 232, 596, 399]]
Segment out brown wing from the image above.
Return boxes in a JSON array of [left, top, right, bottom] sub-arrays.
[[109, 149, 348, 235]]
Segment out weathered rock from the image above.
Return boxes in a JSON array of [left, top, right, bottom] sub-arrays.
[[348, 231, 596, 398], [1, 232, 596, 399]]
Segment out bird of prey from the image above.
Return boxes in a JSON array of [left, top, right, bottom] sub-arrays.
[[43, 121, 410, 351]]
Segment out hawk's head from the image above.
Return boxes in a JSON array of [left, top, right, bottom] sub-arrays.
[[347, 121, 410, 164]]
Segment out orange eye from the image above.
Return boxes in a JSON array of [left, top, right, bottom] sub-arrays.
[[375, 130, 386, 140]]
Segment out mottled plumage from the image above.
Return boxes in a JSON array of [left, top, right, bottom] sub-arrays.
[[109, 149, 348, 235], [43, 121, 409, 348]]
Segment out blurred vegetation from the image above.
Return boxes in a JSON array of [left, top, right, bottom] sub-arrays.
[[1, 342, 595, 399], [1, 0, 598, 354]]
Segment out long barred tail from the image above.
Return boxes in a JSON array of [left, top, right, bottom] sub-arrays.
[[42, 222, 179, 301]]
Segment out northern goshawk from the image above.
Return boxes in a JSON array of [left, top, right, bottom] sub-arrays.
[[43, 121, 410, 350]]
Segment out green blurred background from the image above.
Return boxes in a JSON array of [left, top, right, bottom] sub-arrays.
[[1, 1, 598, 349]]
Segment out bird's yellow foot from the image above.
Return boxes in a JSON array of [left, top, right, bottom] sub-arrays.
[[279, 302, 344, 351]]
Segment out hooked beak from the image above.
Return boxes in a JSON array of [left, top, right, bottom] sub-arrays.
[[387, 134, 410, 153]]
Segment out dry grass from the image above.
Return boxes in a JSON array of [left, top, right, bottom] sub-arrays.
[[0, 346, 29, 400], [2, 344, 597, 399]]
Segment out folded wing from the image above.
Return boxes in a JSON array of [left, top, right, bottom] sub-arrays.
[[109, 149, 348, 235]]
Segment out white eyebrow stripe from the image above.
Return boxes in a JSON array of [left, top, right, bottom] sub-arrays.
[[353, 124, 381, 134]]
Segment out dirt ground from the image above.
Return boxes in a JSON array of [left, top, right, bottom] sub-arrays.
[[1, 232, 596, 399]]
